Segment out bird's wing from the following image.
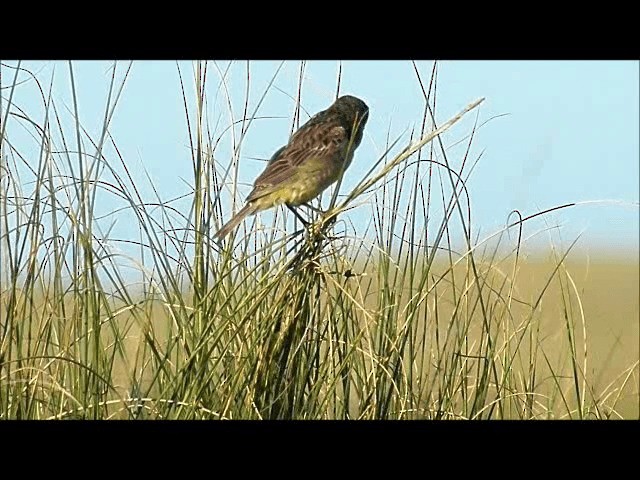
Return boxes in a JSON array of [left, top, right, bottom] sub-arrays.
[[248, 123, 347, 198]]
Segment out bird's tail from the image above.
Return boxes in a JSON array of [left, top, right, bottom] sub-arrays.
[[214, 203, 258, 240]]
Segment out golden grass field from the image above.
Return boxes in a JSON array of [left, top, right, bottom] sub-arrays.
[[92, 251, 638, 419], [517, 255, 639, 418]]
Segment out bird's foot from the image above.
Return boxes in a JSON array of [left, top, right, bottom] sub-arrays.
[[301, 202, 324, 214], [286, 204, 310, 226]]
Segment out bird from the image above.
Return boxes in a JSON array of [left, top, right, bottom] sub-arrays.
[[214, 94, 369, 240]]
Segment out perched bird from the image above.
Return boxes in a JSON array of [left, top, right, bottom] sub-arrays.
[[214, 94, 369, 240]]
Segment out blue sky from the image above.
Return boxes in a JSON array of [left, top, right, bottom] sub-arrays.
[[3, 60, 638, 257]]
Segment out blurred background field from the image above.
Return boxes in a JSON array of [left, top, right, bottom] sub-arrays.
[[2, 254, 637, 419], [488, 254, 638, 418], [4, 254, 637, 419]]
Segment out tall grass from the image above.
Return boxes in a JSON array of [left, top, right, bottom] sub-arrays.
[[0, 61, 637, 419]]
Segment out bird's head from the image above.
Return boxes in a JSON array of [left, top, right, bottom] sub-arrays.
[[333, 95, 369, 143]]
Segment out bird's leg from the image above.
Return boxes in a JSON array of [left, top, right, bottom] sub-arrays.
[[295, 202, 341, 242], [301, 202, 327, 233], [301, 202, 324, 215], [288, 203, 337, 245], [286, 204, 309, 226], [302, 202, 338, 231]]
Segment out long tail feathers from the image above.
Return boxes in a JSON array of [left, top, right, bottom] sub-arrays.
[[214, 203, 258, 240]]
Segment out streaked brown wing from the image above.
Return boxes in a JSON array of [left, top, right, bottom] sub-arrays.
[[247, 122, 347, 200]]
